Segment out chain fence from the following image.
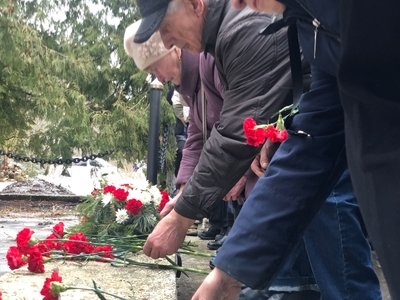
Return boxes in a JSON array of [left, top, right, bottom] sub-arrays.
[[0, 149, 113, 165]]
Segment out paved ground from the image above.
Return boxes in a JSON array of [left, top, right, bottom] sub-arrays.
[[0, 200, 177, 300], [0, 191, 392, 299]]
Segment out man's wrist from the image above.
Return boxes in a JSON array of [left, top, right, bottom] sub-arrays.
[[170, 209, 195, 229], [214, 267, 242, 288]]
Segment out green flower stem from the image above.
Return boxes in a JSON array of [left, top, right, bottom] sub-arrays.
[[177, 249, 214, 258], [269, 104, 296, 121], [48, 253, 209, 275], [114, 255, 209, 275], [65, 286, 129, 300]]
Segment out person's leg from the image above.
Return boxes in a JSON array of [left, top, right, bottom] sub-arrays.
[[198, 200, 226, 240], [304, 169, 381, 300], [239, 240, 319, 300], [338, 1, 400, 298]]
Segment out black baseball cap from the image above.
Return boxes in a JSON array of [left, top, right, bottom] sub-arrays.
[[134, 0, 171, 43]]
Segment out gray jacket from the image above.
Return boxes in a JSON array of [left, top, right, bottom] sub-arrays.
[[174, 0, 293, 219]]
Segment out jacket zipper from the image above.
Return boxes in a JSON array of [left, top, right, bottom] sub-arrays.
[[312, 18, 320, 59], [294, 0, 340, 59]]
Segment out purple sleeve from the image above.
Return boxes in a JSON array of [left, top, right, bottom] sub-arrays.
[[175, 108, 204, 186]]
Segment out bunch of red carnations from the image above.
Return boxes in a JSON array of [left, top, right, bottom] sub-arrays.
[[6, 222, 113, 274], [243, 113, 289, 147]]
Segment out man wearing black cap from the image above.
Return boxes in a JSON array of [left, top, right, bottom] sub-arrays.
[[136, 0, 295, 257]]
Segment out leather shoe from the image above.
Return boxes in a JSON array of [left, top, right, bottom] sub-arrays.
[[207, 234, 227, 250], [198, 225, 221, 240]]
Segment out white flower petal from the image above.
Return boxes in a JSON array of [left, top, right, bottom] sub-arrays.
[[115, 208, 129, 224], [101, 193, 113, 207]]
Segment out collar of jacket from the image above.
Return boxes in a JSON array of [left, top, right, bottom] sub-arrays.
[[201, 0, 229, 56], [175, 50, 200, 106]]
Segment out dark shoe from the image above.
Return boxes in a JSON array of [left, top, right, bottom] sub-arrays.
[[198, 226, 221, 240], [209, 255, 216, 270], [279, 291, 321, 300], [207, 234, 227, 250], [239, 289, 320, 300], [214, 227, 231, 241]]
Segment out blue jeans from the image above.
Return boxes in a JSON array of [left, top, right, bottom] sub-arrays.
[[240, 170, 381, 300], [304, 169, 381, 300]]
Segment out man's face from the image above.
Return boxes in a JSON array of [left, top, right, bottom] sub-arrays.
[[146, 50, 181, 85], [231, 0, 285, 13], [159, 0, 204, 52]]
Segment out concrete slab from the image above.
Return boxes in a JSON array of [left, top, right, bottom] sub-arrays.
[[0, 215, 176, 300]]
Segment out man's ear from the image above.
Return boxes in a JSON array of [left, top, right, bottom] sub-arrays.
[[187, 0, 205, 17]]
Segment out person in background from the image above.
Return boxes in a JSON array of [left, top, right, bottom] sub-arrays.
[[166, 87, 189, 179], [338, 4, 400, 298], [124, 19, 228, 242]]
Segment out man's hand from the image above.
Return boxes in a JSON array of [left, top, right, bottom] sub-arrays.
[[192, 267, 242, 300], [251, 140, 280, 177], [143, 210, 194, 259], [160, 196, 177, 218], [223, 176, 247, 205]]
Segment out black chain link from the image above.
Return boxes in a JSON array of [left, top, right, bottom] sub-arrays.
[[0, 149, 114, 165], [158, 123, 170, 173]]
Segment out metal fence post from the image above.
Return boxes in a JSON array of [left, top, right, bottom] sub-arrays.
[[147, 78, 163, 185]]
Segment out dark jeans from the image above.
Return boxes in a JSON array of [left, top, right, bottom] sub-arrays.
[[208, 199, 228, 230], [240, 171, 380, 300], [304, 170, 381, 300], [338, 1, 400, 299]]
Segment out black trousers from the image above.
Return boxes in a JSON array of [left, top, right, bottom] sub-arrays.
[[338, 1, 400, 299]]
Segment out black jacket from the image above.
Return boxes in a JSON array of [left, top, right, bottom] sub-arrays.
[[174, 0, 293, 219]]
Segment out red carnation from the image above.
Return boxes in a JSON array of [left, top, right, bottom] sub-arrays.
[[41, 233, 63, 253], [36, 242, 51, 256], [0, 289, 2, 300], [103, 185, 116, 193], [125, 199, 143, 215], [16, 228, 35, 255], [264, 126, 289, 143], [52, 222, 64, 237], [113, 188, 129, 201], [276, 129, 288, 143], [243, 117, 257, 133], [158, 191, 170, 212], [93, 245, 114, 260], [40, 271, 63, 300], [63, 232, 94, 254], [243, 117, 267, 147], [264, 125, 279, 142], [27, 246, 45, 273], [6, 246, 27, 270]]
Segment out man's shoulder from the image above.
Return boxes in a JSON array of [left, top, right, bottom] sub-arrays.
[[218, 7, 273, 42]]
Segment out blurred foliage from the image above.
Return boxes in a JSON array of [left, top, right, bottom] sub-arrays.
[[0, 0, 176, 183]]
